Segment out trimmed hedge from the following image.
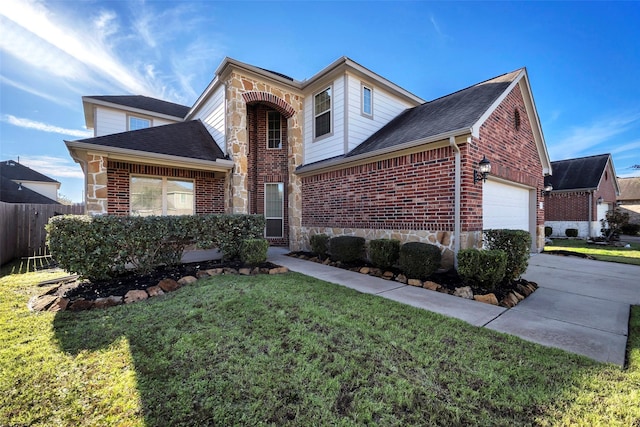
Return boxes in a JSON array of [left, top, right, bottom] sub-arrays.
[[457, 249, 507, 290], [239, 239, 269, 266], [621, 223, 640, 236], [329, 236, 365, 263], [565, 228, 578, 238], [309, 234, 330, 258], [369, 239, 400, 270], [398, 242, 441, 280], [483, 229, 531, 282], [46, 214, 265, 280]]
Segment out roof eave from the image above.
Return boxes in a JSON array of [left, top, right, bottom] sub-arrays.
[[295, 128, 471, 177], [65, 140, 234, 172], [82, 97, 186, 123]]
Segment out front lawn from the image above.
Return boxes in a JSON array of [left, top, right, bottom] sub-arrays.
[[544, 238, 640, 266], [1, 270, 639, 426]]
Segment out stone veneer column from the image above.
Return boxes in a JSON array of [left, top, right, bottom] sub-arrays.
[[287, 101, 304, 251], [86, 154, 108, 215], [226, 74, 250, 214]]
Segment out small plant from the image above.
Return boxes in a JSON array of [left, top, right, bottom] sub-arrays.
[[310, 234, 330, 258], [544, 226, 553, 237], [457, 249, 507, 290], [369, 239, 400, 270], [565, 228, 578, 238], [239, 238, 269, 265], [483, 229, 531, 282], [398, 242, 441, 279], [601, 208, 630, 241], [329, 236, 365, 263]]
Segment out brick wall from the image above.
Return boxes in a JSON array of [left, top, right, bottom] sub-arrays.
[[545, 192, 589, 221], [247, 104, 289, 245], [107, 160, 225, 216], [301, 147, 456, 231]]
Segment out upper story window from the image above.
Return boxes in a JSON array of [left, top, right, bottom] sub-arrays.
[[129, 116, 151, 131], [362, 85, 373, 117], [267, 111, 282, 149], [314, 86, 332, 139]]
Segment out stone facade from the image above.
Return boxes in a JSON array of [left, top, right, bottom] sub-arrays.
[[86, 154, 108, 215], [223, 71, 304, 249]]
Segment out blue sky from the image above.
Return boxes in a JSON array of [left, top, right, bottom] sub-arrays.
[[1, 0, 639, 203]]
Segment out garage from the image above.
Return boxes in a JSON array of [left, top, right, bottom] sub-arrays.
[[483, 180, 531, 231]]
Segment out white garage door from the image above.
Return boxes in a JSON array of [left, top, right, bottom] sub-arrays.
[[483, 180, 530, 231]]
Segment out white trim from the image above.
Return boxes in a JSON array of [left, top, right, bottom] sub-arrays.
[[127, 114, 152, 131], [264, 182, 284, 238], [130, 175, 195, 216], [361, 83, 373, 118], [313, 85, 333, 140], [266, 110, 282, 150]]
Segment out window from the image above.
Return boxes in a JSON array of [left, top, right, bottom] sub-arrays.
[[362, 85, 372, 117], [129, 116, 151, 131], [130, 176, 194, 216], [314, 87, 331, 138], [267, 111, 282, 149], [265, 183, 284, 238]]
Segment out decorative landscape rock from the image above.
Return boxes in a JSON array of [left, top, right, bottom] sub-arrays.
[[408, 279, 422, 287], [395, 274, 407, 284], [474, 293, 499, 305], [422, 281, 440, 291], [28, 261, 289, 313], [454, 286, 474, 299]]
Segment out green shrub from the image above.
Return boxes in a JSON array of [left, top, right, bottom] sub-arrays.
[[46, 214, 265, 280], [329, 236, 365, 263], [369, 239, 400, 270], [544, 226, 552, 237], [621, 223, 640, 236], [483, 229, 531, 282], [398, 242, 441, 279], [565, 228, 578, 238], [310, 234, 330, 258], [239, 238, 269, 265], [457, 249, 507, 290]]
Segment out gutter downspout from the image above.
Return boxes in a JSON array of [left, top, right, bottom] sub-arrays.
[[588, 192, 593, 239], [449, 136, 461, 268]]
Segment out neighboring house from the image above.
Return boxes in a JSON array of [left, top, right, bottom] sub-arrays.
[[65, 56, 551, 265], [617, 177, 640, 225], [544, 154, 619, 238], [0, 160, 60, 204]]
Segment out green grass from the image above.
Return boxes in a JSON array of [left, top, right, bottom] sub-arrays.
[[544, 238, 640, 266], [1, 270, 639, 426]]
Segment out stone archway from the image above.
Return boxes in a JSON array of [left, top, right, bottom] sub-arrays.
[[242, 91, 296, 119]]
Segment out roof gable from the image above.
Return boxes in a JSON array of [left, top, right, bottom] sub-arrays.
[[545, 154, 612, 191], [0, 160, 59, 183], [67, 120, 226, 163]]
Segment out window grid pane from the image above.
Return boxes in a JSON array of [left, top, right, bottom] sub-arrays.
[[265, 183, 283, 238], [363, 86, 372, 115], [130, 116, 151, 131], [166, 179, 194, 216], [314, 87, 331, 138], [131, 177, 162, 216], [267, 111, 281, 149]]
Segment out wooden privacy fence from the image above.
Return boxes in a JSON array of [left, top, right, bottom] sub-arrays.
[[0, 202, 84, 266]]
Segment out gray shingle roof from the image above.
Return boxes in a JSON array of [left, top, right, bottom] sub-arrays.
[[618, 177, 640, 201], [0, 160, 59, 183], [544, 154, 610, 191], [69, 120, 226, 162], [0, 176, 60, 204], [346, 70, 520, 158], [86, 95, 190, 118]]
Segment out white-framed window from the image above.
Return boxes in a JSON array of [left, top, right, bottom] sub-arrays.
[[362, 84, 373, 117], [314, 86, 332, 139], [267, 111, 282, 149], [129, 116, 151, 131], [130, 176, 194, 216], [264, 182, 284, 238]]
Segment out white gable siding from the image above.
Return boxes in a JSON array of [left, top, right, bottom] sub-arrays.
[[153, 118, 174, 127], [303, 77, 345, 164], [346, 74, 416, 152], [21, 182, 58, 200], [95, 107, 127, 136], [191, 85, 226, 153]]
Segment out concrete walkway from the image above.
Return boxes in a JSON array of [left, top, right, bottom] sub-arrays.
[[268, 248, 640, 366]]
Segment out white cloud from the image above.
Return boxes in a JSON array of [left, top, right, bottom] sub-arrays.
[[2, 115, 92, 138], [18, 155, 84, 179], [550, 112, 640, 160], [609, 140, 640, 156], [0, 76, 76, 108]]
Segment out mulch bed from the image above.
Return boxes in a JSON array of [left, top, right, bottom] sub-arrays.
[[287, 251, 538, 307]]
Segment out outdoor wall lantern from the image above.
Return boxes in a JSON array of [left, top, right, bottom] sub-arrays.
[[597, 196, 604, 205], [541, 184, 553, 196], [473, 155, 491, 184]]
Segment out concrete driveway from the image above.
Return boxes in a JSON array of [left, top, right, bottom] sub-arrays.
[[486, 253, 640, 366]]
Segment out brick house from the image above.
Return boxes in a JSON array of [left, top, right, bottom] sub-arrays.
[[617, 177, 640, 225], [544, 154, 619, 238], [65, 56, 551, 265]]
